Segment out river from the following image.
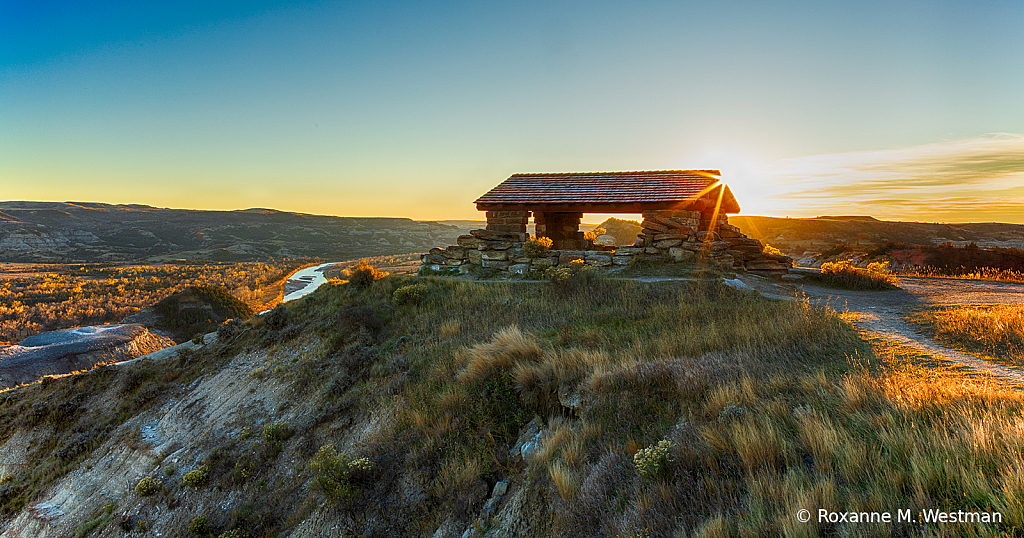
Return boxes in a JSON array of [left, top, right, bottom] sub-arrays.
[[281, 262, 339, 303]]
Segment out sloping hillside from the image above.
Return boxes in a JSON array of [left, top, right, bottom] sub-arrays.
[[1, 274, 1021, 536]]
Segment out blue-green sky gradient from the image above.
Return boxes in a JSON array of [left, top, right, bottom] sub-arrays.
[[3, 1, 1023, 221]]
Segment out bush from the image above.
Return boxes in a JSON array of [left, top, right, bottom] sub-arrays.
[[135, 476, 160, 496], [816, 260, 899, 290], [182, 467, 208, 488], [633, 440, 673, 479], [309, 444, 374, 500], [263, 421, 293, 444], [188, 514, 210, 536], [762, 243, 783, 256], [347, 261, 388, 289], [393, 283, 427, 305], [522, 236, 553, 258], [583, 227, 606, 242], [543, 259, 597, 293], [217, 318, 244, 341], [261, 304, 288, 332]]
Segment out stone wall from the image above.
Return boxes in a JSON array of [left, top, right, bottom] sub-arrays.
[[421, 209, 792, 276]]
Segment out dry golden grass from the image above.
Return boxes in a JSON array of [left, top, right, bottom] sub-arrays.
[[910, 304, 1024, 366], [291, 275, 1024, 536], [548, 461, 580, 500], [900, 266, 1024, 284]]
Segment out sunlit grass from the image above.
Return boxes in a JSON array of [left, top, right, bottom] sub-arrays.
[[910, 304, 1024, 367], [899, 266, 1024, 284], [807, 260, 900, 290]]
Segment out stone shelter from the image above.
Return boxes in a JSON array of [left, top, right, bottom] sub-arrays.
[[422, 170, 792, 276]]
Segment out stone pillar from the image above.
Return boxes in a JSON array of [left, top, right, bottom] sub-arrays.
[[535, 212, 584, 250], [485, 211, 531, 234], [700, 211, 729, 232]]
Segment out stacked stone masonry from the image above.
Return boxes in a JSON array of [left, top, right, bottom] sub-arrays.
[[422, 210, 792, 276]]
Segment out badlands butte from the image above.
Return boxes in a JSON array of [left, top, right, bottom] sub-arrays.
[[2, 203, 1024, 537]]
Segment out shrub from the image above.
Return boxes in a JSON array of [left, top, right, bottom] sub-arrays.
[[261, 304, 288, 331], [182, 467, 208, 488], [347, 261, 388, 289], [188, 514, 210, 536], [543, 259, 596, 292], [633, 440, 673, 479], [309, 444, 373, 500], [217, 318, 243, 341], [762, 243, 783, 256], [393, 283, 427, 306], [522, 236, 553, 258], [0, 474, 12, 485], [583, 227, 606, 242], [135, 476, 160, 496], [717, 402, 746, 423], [191, 333, 205, 345], [816, 260, 899, 290], [263, 421, 293, 445]]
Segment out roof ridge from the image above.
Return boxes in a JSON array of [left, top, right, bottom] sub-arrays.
[[509, 169, 721, 177]]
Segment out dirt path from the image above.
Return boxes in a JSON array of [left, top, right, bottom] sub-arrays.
[[781, 274, 1024, 384]]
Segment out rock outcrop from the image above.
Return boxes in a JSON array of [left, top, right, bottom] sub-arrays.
[[0, 325, 174, 389]]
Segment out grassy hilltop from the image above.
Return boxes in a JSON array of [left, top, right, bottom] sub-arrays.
[[1, 271, 1023, 537]]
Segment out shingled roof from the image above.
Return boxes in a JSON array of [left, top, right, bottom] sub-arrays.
[[474, 170, 741, 213]]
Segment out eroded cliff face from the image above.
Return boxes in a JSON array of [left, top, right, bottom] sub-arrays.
[[0, 342, 292, 538], [0, 326, 552, 538], [0, 325, 174, 390], [0, 230, 100, 252]]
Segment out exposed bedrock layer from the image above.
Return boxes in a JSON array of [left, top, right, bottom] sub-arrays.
[[0, 324, 174, 389]]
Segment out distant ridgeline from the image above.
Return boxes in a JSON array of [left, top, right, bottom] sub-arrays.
[[729, 215, 1024, 258], [0, 202, 467, 263]]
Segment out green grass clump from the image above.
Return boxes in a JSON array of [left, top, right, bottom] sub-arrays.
[[74, 503, 114, 538]]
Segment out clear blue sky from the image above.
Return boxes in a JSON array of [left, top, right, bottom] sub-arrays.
[[3, 1, 1023, 221]]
